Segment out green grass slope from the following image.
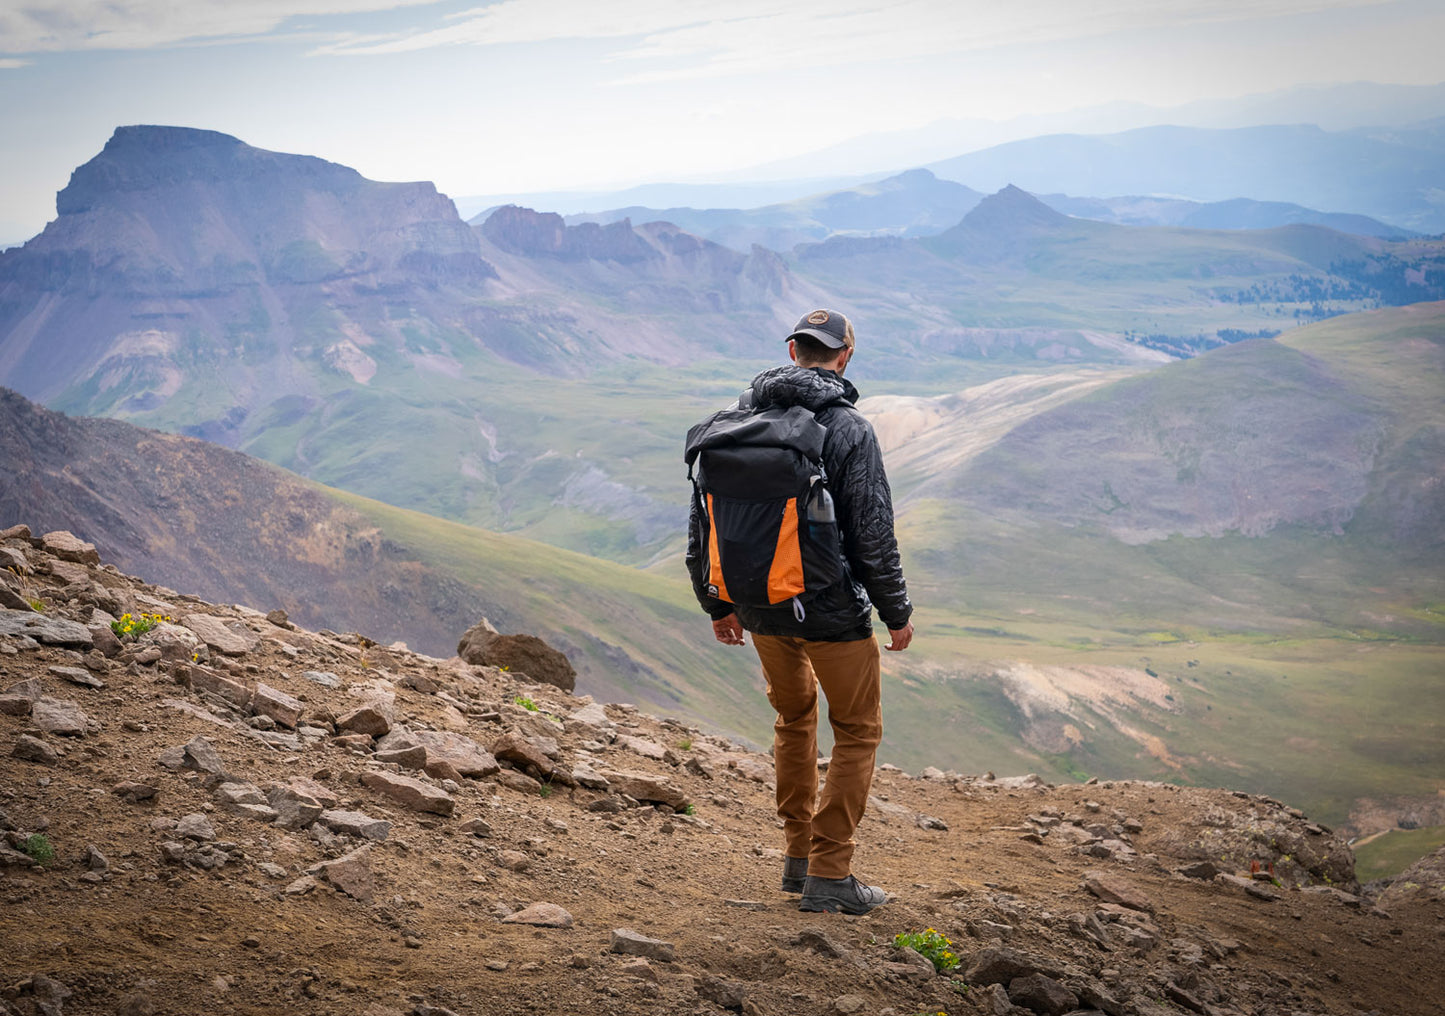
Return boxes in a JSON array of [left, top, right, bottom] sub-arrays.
[[866, 303, 1445, 831], [329, 489, 771, 742]]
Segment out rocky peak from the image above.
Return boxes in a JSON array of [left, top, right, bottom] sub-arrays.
[[958, 184, 1073, 233], [479, 205, 659, 263], [56, 126, 363, 215], [927, 183, 1083, 261]]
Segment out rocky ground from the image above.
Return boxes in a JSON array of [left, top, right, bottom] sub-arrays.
[[1, 524, 1443, 1016]]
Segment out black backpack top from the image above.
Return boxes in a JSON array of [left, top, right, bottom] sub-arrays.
[[685, 398, 844, 620]]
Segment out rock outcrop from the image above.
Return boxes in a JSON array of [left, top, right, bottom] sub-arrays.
[[1, 525, 1439, 1015], [457, 621, 576, 692]]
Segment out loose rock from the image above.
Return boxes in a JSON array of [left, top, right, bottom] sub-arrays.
[[175, 813, 217, 841], [48, 665, 104, 689], [319, 810, 391, 841], [180, 614, 260, 656], [41, 530, 100, 564], [31, 697, 89, 736], [251, 683, 304, 729], [1083, 872, 1155, 913], [609, 928, 676, 962], [266, 785, 324, 830], [1008, 973, 1079, 1016], [359, 770, 454, 816], [500, 902, 574, 928], [315, 845, 373, 903], [338, 699, 394, 737], [602, 769, 691, 810], [12, 733, 59, 765]]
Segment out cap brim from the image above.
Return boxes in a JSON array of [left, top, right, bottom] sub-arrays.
[[785, 328, 848, 349]]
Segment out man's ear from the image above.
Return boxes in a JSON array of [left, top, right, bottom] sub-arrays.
[[788, 340, 798, 364]]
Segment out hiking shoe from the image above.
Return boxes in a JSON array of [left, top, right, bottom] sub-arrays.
[[797, 874, 888, 915], [781, 856, 808, 894]]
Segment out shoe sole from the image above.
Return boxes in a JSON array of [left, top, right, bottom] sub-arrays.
[[797, 896, 885, 915]]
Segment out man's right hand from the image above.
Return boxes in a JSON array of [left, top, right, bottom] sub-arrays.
[[712, 613, 745, 646], [884, 621, 914, 652]]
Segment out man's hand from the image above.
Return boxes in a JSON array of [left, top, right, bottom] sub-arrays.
[[712, 613, 745, 646], [884, 620, 914, 652]]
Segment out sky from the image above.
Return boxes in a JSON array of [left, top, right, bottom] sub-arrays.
[[1, 0, 1443, 241]]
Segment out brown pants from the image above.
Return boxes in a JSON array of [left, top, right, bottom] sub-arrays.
[[751, 633, 882, 879]]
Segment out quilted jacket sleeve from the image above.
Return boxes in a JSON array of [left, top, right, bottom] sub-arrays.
[[830, 413, 913, 631]]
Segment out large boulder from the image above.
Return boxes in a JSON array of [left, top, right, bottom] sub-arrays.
[[40, 530, 99, 565], [457, 621, 576, 693]]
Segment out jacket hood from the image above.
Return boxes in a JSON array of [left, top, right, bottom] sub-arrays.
[[747, 366, 858, 412]]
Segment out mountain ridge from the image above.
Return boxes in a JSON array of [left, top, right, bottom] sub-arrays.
[[927, 122, 1445, 233]]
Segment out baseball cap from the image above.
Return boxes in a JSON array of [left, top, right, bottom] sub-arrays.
[[786, 309, 854, 350]]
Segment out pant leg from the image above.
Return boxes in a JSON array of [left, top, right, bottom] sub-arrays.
[[751, 634, 819, 860], [801, 636, 882, 879]]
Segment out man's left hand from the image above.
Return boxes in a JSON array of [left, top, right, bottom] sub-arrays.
[[712, 613, 745, 646], [884, 621, 914, 652]]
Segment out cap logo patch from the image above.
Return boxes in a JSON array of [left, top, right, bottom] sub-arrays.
[[807, 310, 830, 325]]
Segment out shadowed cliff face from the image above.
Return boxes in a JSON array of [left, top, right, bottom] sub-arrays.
[[0, 386, 494, 658]]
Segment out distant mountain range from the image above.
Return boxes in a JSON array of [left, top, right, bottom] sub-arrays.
[[1038, 193, 1415, 239], [559, 170, 985, 252], [929, 121, 1445, 234], [456, 81, 1445, 215], [716, 80, 1445, 183], [568, 170, 1410, 253], [2, 113, 1442, 834], [3, 127, 1442, 567]]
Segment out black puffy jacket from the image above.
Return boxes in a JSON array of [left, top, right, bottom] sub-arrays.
[[686, 365, 912, 641]]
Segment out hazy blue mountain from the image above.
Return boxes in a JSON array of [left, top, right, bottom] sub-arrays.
[[1039, 193, 1417, 239], [453, 173, 883, 222], [927, 123, 1445, 234], [646, 81, 1445, 190], [561, 169, 985, 252]]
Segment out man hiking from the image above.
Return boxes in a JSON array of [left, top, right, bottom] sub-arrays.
[[685, 308, 914, 915]]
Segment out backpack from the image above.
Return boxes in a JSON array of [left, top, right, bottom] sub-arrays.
[[685, 399, 844, 621]]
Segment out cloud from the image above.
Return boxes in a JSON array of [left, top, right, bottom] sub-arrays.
[[0, 0, 441, 55], [313, 0, 1395, 76], [0, 0, 1398, 75], [0, 58, 32, 69]]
